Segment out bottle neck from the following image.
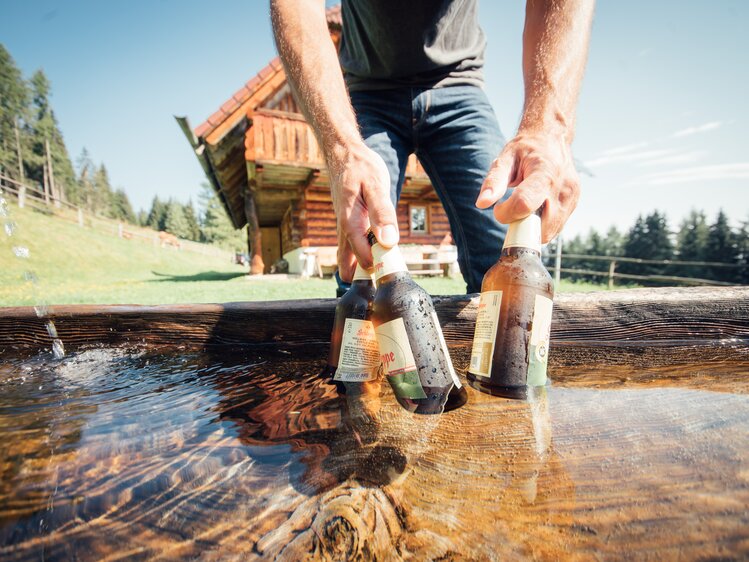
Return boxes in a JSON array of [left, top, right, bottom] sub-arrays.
[[502, 212, 542, 253], [501, 246, 541, 258], [352, 263, 374, 282], [371, 243, 409, 284]]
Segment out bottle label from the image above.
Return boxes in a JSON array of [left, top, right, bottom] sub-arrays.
[[372, 244, 408, 283], [334, 318, 380, 382], [430, 310, 462, 389], [527, 294, 553, 386], [352, 264, 373, 281], [375, 317, 427, 400], [468, 290, 503, 378]]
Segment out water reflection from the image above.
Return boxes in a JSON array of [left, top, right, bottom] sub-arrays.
[[0, 347, 747, 560]]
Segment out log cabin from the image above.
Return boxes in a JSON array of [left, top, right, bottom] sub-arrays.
[[176, 5, 455, 275]]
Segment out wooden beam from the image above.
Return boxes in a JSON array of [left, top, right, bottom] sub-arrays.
[[245, 163, 264, 275], [1, 287, 746, 358]]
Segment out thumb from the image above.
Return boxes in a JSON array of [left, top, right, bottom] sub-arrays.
[[476, 149, 515, 209], [365, 152, 399, 248]]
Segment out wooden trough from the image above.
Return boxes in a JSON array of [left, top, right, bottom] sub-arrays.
[[0, 286, 748, 560]]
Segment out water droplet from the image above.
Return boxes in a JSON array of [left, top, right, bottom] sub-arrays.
[[12, 246, 29, 259], [52, 339, 65, 360], [34, 304, 49, 317], [46, 321, 59, 339], [3, 221, 15, 237]]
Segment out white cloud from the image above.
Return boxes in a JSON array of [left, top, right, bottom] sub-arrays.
[[671, 121, 722, 138], [632, 163, 749, 186], [585, 148, 675, 168], [636, 150, 708, 167], [599, 141, 652, 156]]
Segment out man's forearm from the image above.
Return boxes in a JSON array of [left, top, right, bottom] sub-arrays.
[[270, 0, 361, 159], [520, 0, 595, 143]]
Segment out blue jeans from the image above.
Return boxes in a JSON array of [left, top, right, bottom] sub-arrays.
[[350, 85, 507, 294]]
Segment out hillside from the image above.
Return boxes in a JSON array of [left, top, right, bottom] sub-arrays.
[[0, 204, 338, 306]]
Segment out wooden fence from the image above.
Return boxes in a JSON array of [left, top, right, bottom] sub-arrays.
[[0, 174, 234, 260], [550, 243, 745, 288]]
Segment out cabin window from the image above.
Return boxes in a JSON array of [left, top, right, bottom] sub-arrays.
[[410, 205, 428, 234]]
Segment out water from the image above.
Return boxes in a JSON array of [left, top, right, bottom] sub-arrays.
[[1, 190, 65, 360], [0, 344, 747, 560]]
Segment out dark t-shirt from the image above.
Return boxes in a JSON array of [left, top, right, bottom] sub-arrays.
[[339, 0, 486, 91]]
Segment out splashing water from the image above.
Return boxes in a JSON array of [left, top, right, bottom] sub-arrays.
[[13, 245, 30, 258], [1, 191, 65, 359]]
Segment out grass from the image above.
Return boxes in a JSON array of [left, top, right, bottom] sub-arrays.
[[0, 203, 605, 307]]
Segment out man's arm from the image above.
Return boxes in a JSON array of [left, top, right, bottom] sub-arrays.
[[476, 0, 595, 242], [270, 0, 398, 280]]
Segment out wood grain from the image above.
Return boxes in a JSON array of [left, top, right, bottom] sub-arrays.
[[1, 287, 746, 359]]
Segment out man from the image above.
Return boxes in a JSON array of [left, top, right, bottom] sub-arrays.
[[271, 0, 594, 293]]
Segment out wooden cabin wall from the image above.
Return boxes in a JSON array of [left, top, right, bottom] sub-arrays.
[[293, 182, 453, 249], [299, 184, 337, 247], [280, 204, 302, 255], [396, 201, 451, 245]]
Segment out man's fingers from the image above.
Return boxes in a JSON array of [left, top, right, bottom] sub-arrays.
[[337, 229, 358, 282], [493, 171, 548, 225], [476, 150, 515, 209], [539, 177, 580, 243], [364, 152, 399, 248]]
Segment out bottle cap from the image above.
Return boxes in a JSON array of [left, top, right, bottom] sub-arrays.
[[367, 228, 408, 282], [503, 212, 542, 252]]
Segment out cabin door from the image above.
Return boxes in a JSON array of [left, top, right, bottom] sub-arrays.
[[260, 227, 282, 274]]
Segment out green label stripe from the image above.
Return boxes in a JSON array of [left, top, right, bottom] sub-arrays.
[[388, 370, 427, 400], [527, 342, 548, 387]]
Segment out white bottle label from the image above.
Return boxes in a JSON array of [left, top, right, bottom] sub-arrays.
[[372, 244, 408, 283], [431, 310, 462, 389], [375, 317, 427, 400], [334, 318, 380, 382], [468, 290, 503, 378], [527, 294, 553, 386]]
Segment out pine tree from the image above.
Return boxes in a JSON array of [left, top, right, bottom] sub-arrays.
[[0, 44, 30, 183], [199, 182, 245, 250], [146, 196, 167, 231], [622, 211, 673, 278], [705, 210, 739, 282], [75, 148, 95, 210], [737, 217, 749, 285], [27, 69, 76, 203], [183, 200, 201, 241], [164, 199, 191, 239], [136, 209, 148, 227], [110, 188, 136, 224], [603, 226, 624, 257], [675, 210, 708, 278], [92, 163, 114, 216]]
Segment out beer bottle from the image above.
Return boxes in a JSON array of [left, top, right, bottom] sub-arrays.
[[326, 263, 380, 390], [467, 210, 554, 398], [468, 211, 554, 398], [368, 230, 467, 414]]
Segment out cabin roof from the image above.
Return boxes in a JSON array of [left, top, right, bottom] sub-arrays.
[[178, 4, 432, 232]]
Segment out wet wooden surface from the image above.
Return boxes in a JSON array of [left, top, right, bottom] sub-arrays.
[[0, 347, 747, 560], [0, 286, 748, 560], [1, 286, 747, 355]]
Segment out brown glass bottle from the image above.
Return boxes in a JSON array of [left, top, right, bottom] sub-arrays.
[[326, 264, 378, 392], [368, 231, 467, 414], [467, 211, 554, 399]]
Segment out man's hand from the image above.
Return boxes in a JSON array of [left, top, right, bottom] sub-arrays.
[[329, 142, 399, 281], [476, 131, 580, 243], [478, 0, 594, 240]]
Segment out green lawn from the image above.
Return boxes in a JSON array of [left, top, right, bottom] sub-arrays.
[[0, 203, 604, 307]]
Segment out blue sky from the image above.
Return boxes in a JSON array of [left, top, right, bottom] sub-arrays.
[[1, 0, 747, 238]]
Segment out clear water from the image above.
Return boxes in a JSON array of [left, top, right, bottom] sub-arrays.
[[0, 345, 748, 560]]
